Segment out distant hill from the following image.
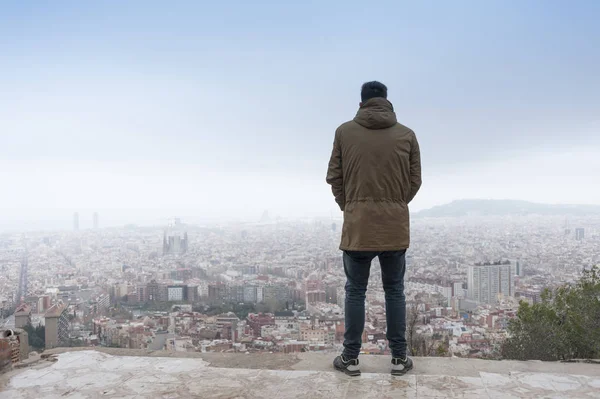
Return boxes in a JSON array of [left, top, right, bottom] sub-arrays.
[[414, 199, 600, 218]]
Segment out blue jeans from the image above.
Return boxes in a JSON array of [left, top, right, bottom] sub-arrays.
[[342, 250, 407, 359]]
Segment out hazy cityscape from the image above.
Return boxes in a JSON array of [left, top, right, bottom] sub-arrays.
[[2, 202, 598, 361], [2, 1, 600, 397]]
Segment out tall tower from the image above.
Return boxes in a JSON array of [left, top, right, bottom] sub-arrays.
[[17, 255, 28, 304], [163, 218, 188, 255], [162, 231, 168, 254], [575, 228, 585, 241], [93, 212, 99, 229], [73, 212, 79, 231], [564, 217, 571, 236]]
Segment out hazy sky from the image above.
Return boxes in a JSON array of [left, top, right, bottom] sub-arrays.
[[1, 1, 599, 230]]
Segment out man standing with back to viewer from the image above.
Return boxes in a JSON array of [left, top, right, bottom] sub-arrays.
[[327, 81, 422, 376]]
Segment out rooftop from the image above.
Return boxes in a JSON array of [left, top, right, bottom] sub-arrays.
[[14, 304, 31, 316], [44, 303, 66, 319], [1, 348, 599, 398]]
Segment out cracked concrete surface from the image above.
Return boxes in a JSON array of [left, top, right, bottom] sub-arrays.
[[1, 349, 599, 398]]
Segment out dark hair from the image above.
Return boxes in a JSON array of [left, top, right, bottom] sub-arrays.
[[361, 81, 387, 102]]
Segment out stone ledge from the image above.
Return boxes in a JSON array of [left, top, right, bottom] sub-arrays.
[[40, 347, 600, 377], [0, 349, 598, 398]]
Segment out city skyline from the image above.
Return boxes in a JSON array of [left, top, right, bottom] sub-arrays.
[[2, 198, 600, 233], [2, 213, 598, 362]]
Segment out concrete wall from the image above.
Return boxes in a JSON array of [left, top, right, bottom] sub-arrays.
[[45, 317, 59, 349], [15, 314, 31, 329]]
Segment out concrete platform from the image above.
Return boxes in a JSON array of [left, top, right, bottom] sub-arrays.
[[0, 349, 599, 398]]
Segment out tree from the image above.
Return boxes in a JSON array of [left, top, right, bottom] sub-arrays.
[[406, 303, 438, 356], [436, 343, 448, 357], [502, 266, 600, 361], [23, 323, 45, 351], [406, 304, 420, 356]]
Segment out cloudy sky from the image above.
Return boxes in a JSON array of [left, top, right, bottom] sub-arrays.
[[1, 1, 599, 230]]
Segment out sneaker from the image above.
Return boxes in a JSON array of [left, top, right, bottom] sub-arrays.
[[391, 356, 413, 376], [333, 355, 361, 376]]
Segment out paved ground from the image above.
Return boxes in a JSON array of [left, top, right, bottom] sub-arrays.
[[0, 350, 599, 398]]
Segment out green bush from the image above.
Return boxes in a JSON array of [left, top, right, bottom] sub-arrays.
[[502, 266, 600, 360], [23, 323, 45, 351]]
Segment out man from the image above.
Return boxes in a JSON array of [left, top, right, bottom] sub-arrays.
[[327, 81, 422, 376]]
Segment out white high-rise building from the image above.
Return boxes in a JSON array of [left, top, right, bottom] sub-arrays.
[[467, 263, 514, 304], [453, 282, 465, 298], [167, 286, 184, 302]]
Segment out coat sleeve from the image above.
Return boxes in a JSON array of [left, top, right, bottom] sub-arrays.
[[407, 132, 422, 204], [326, 129, 345, 211]]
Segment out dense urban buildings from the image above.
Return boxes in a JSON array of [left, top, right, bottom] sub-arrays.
[[1, 212, 599, 359]]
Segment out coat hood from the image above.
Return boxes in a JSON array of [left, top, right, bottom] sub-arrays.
[[353, 98, 398, 129]]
